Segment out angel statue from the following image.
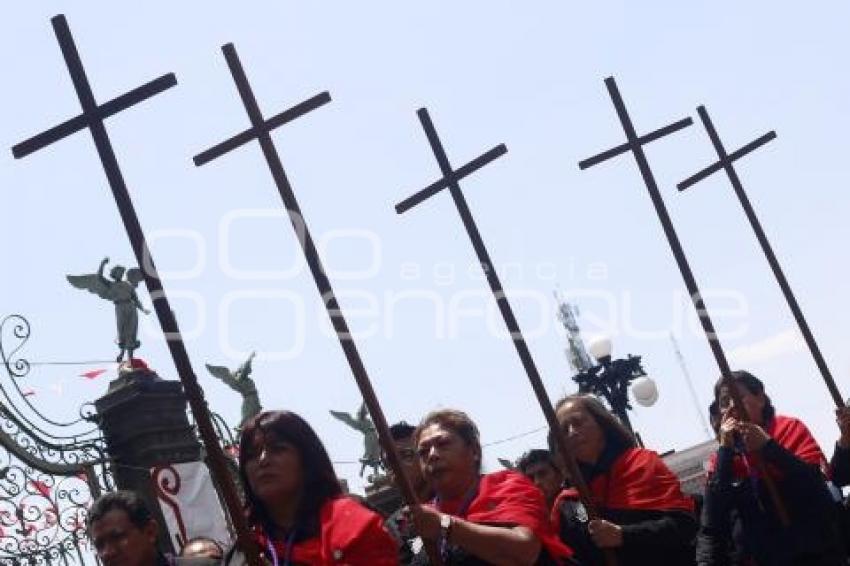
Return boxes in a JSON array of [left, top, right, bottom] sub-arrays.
[[205, 352, 262, 429], [330, 402, 382, 479], [67, 257, 150, 362]]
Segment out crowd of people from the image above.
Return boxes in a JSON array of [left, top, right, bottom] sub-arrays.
[[86, 370, 850, 565]]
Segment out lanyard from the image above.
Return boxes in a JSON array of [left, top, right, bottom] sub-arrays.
[[266, 530, 296, 566], [434, 478, 480, 561]]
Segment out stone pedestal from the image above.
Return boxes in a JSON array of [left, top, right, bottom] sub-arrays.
[[95, 366, 202, 554]]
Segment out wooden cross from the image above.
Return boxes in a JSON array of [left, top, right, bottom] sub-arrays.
[[10, 15, 260, 564], [397, 108, 616, 565], [580, 77, 789, 525], [191, 43, 441, 563], [679, 106, 843, 407]]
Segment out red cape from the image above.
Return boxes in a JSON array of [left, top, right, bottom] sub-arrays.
[[552, 448, 694, 530], [706, 414, 828, 480], [432, 470, 573, 561], [257, 496, 397, 565]]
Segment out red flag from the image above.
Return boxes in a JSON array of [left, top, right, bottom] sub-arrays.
[[22, 389, 35, 397], [80, 369, 107, 380], [29, 480, 51, 498]]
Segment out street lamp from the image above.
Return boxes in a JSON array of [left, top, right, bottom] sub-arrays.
[[572, 337, 657, 437]]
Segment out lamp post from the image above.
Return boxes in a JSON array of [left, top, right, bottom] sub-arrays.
[[572, 338, 658, 438]]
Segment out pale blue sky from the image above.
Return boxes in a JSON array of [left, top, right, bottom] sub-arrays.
[[2, 1, 848, 514]]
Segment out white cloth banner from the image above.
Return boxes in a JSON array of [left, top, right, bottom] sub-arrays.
[[151, 461, 231, 551]]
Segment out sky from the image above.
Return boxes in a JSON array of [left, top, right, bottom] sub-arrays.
[[2, 0, 849, 558]]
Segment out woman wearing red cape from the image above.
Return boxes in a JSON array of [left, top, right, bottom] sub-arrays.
[[696, 371, 846, 566], [223, 410, 398, 565], [551, 394, 697, 566]]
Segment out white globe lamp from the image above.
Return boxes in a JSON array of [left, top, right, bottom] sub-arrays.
[[588, 337, 613, 363], [631, 376, 659, 407]]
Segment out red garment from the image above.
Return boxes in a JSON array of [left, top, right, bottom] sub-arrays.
[[766, 415, 826, 469], [706, 414, 828, 480], [552, 448, 694, 530], [257, 496, 396, 565], [433, 470, 574, 561]]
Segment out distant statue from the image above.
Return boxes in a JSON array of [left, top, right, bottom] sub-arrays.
[[205, 352, 261, 429], [497, 458, 517, 471], [67, 257, 150, 362], [330, 402, 381, 479]]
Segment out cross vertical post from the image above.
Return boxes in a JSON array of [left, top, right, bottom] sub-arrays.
[[11, 15, 260, 565], [679, 106, 843, 407], [192, 43, 442, 564], [397, 108, 617, 565], [579, 76, 789, 525]]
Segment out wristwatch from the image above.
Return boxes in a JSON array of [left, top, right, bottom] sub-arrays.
[[439, 513, 453, 545]]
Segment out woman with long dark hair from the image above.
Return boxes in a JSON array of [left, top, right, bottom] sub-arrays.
[[223, 410, 397, 565], [696, 370, 846, 565], [550, 394, 696, 566]]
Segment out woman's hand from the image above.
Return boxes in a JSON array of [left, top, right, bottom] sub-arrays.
[[837, 406, 850, 449], [719, 413, 738, 448], [735, 421, 770, 452], [588, 519, 623, 548]]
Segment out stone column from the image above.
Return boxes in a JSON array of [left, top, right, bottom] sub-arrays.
[[94, 363, 202, 555]]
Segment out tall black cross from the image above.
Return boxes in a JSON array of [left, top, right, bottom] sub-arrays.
[[10, 15, 260, 564], [396, 109, 614, 560], [678, 106, 843, 407], [191, 44, 441, 563], [580, 77, 789, 524]]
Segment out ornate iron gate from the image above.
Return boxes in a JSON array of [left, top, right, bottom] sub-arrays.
[[0, 314, 113, 565]]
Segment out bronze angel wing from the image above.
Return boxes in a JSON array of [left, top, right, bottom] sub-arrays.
[[329, 410, 361, 430], [66, 274, 114, 301], [205, 364, 239, 390]]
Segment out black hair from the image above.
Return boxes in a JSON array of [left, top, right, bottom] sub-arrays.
[[389, 421, 416, 442], [713, 370, 775, 423], [516, 449, 558, 475], [238, 410, 342, 536], [87, 490, 153, 533]]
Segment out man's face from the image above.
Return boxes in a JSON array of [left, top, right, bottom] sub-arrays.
[[523, 461, 562, 506], [90, 508, 158, 566], [417, 423, 479, 498]]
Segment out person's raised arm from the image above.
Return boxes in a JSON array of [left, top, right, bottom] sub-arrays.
[[97, 257, 109, 284]]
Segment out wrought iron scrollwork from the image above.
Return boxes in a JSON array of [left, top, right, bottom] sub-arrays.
[[0, 314, 114, 564], [0, 315, 31, 380]]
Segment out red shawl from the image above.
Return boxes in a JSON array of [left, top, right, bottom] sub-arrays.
[[432, 470, 573, 561], [552, 448, 694, 530], [257, 496, 396, 565], [706, 414, 828, 480]]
